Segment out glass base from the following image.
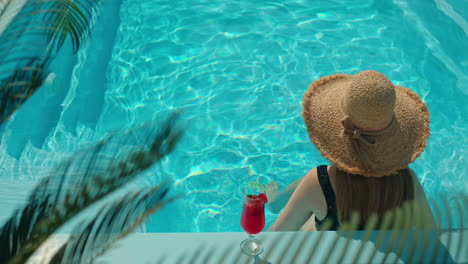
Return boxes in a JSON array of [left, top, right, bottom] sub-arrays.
[[240, 237, 264, 256]]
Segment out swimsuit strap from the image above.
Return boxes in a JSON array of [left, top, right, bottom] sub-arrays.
[[315, 165, 339, 230]]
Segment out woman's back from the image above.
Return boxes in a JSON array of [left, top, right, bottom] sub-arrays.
[[269, 165, 435, 231], [319, 165, 414, 230]]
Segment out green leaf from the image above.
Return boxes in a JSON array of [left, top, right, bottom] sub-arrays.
[[0, 58, 49, 124], [0, 0, 104, 125], [2, 113, 184, 264], [49, 182, 176, 264]]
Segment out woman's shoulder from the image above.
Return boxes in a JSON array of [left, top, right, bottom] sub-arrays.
[[294, 167, 324, 204], [303, 165, 327, 187]]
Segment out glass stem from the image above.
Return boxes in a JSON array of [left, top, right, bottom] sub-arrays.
[[249, 235, 254, 240]]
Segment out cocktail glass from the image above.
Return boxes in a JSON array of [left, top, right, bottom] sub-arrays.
[[240, 193, 267, 256]]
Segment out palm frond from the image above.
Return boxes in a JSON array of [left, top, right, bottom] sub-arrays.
[[0, 195, 51, 262], [1, 113, 184, 264], [0, 0, 103, 125], [49, 182, 176, 264], [42, 0, 102, 52], [0, 0, 101, 56], [166, 195, 466, 263], [0, 57, 49, 123]]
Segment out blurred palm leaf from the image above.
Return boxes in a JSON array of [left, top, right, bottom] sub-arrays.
[[168, 195, 467, 263], [0, 0, 102, 124], [0, 113, 184, 264], [0, 57, 49, 124], [49, 182, 176, 264], [42, 0, 102, 52], [0, 195, 51, 262], [1, 1, 186, 263]]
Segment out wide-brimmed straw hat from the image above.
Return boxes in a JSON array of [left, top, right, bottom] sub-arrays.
[[302, 70, 429, 177]]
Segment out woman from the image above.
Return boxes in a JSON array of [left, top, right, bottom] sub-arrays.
[[268, 70, 435, 231]]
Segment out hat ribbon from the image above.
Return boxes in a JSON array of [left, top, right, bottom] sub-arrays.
[[341, 116, 394, 171]]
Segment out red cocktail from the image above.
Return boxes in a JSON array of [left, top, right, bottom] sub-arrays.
[[241, 195, 266, 234], [240, 193, 267, 256]]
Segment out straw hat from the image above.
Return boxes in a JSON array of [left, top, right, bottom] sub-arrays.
[[302, 70, 429, 177]]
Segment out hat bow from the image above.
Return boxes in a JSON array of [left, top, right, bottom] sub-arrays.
[[341, 116, 394, 171]]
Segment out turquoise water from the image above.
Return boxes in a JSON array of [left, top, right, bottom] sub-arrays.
[[0, 0, 466, 232]]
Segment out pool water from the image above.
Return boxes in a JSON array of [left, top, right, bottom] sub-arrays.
[[0, 0, 467, 232]]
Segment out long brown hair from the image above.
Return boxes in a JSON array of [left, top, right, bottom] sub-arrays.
[[334, 168, 414, 226]]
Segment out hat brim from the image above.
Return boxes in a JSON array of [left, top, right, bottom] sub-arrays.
[[302, 74, 430, 177]]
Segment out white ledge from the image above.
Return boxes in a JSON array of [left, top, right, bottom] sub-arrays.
[[29, 230, 467, 263]]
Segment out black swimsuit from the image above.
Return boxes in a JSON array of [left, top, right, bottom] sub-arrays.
[[314, 165, 340, 230]]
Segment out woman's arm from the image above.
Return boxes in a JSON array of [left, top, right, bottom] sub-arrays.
[[268, 169, 320, 231]]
